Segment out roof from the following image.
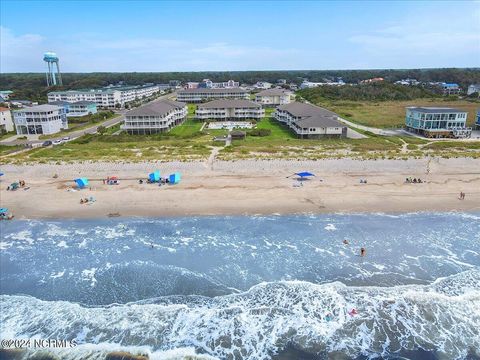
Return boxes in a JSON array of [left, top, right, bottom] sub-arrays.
[[198, 99, 261, 109], [277, 102, 344, 128], [126, 100, 186, 117], [0, 107, 10, 111], [256, 88, 290, 96], [407, 107, 466, 114], [15, 104, 62, 112], [178, 87, 247, 94]]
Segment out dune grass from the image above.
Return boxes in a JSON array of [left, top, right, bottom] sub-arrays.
[[312, 99, 480, 128]]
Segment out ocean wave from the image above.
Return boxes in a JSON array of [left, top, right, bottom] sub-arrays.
[[1, 270, 479, 360]]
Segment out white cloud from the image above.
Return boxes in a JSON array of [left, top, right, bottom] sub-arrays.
[[0, 26, 46, 72], [348, 9, 480, 67]]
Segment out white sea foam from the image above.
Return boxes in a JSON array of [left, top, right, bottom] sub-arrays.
[[324, 223, 337, 231], [1, 270, 479, 360]]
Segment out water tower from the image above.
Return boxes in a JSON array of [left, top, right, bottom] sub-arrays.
[[43, 52, 63, 86]]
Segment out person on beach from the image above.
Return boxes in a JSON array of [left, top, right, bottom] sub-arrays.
[[360, 247, 366, 257]]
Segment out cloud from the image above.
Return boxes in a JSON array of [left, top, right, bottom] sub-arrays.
[[348, 9, 480, 67], [0, 26, 46, 72]]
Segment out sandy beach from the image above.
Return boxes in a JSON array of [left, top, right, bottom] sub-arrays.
[[1, 158, 479, 219]]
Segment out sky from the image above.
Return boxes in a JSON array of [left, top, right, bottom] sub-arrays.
[[1, 0, 479, 73]]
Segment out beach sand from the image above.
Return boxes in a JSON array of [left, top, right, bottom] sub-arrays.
[[1, 158, 479, 219]]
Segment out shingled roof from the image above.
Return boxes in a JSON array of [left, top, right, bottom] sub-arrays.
[[126, 100, 186, 117], [277, 102, 343, 128]]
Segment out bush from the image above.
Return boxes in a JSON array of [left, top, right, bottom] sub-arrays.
[[247, 129, 271, 137]]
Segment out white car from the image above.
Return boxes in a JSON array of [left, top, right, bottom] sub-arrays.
[[62, 136, 71, 142], [52, 139, 63, 146]]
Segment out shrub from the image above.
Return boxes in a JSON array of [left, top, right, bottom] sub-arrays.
[[247, 128, 271, 137]]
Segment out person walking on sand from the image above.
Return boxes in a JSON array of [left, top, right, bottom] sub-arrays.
[[360, 247, 366, 257]]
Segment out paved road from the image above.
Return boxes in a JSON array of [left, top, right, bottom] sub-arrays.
[[1, 91, 176, 147]]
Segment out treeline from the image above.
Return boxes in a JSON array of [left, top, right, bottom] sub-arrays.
[[1, 68, 479, 102], [298, 83, 440, 102]]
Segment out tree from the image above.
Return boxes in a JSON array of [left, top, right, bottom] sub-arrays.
[[97, 126, 107, 134]]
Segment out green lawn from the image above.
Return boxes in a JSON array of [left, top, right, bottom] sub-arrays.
[[169, 119, 203, 137]]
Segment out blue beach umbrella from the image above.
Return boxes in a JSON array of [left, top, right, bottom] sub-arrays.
[[149, 171, 160, 183], [74, 178, 89, 189], [169, 173, 181, 184]]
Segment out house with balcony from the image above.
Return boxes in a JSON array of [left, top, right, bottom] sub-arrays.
[[405, 107, 471, 138], [255, 88, 293, 107], [274, 102, 347, 139], [177, 88, 249, 103], [49, 100, 98, 117], [196, 100, 264, 120], [475, 109, 480, 130], [121, 100, 187, 135], [13, 104, 67, 135]]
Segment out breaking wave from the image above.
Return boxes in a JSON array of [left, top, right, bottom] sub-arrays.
[[2, 270, 479, 359]]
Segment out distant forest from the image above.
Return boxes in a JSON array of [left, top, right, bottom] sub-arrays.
[[1, 68, 479, 103], [298, 82, 441, 102]]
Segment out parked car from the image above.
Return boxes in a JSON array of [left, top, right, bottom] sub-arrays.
[[42, 141, 52, 147], [62, 136, 70, 141], [52, 140, 63, 146]]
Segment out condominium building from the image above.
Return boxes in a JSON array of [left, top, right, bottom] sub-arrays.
[[47, 84, 160, 108], [475, 109, 480, 130], [121, 100, 187, 135], [274, 102, 347, 139], [177, 88, 249, 103], [196, 99, 264, 120], [13, 104, 68, 135], [255, 88, 293, 107], [49, 101, 97, 117], [405, 107, 471, 138], [0, 107, 14, 133]]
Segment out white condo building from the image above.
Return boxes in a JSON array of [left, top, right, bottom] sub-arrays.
[[274, 102, 347, 139], [0, 107, 14, 133], [122, 100, 187, 135], [47, 84, 160, 108], [13, 104, 68, 135], [196, 99, 264, 120], [177, 88, 249, 103], [255, 88, 293, 107]]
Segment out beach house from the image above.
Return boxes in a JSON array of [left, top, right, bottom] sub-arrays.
[[405, 107, 471, 138], [122, 99, 187, 134], [196, 99, 264, 120], [13, 104, 68, 135], [274, 102, 347, 139]]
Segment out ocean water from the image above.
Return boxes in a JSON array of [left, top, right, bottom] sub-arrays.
[[0, 213, 479, 360]]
